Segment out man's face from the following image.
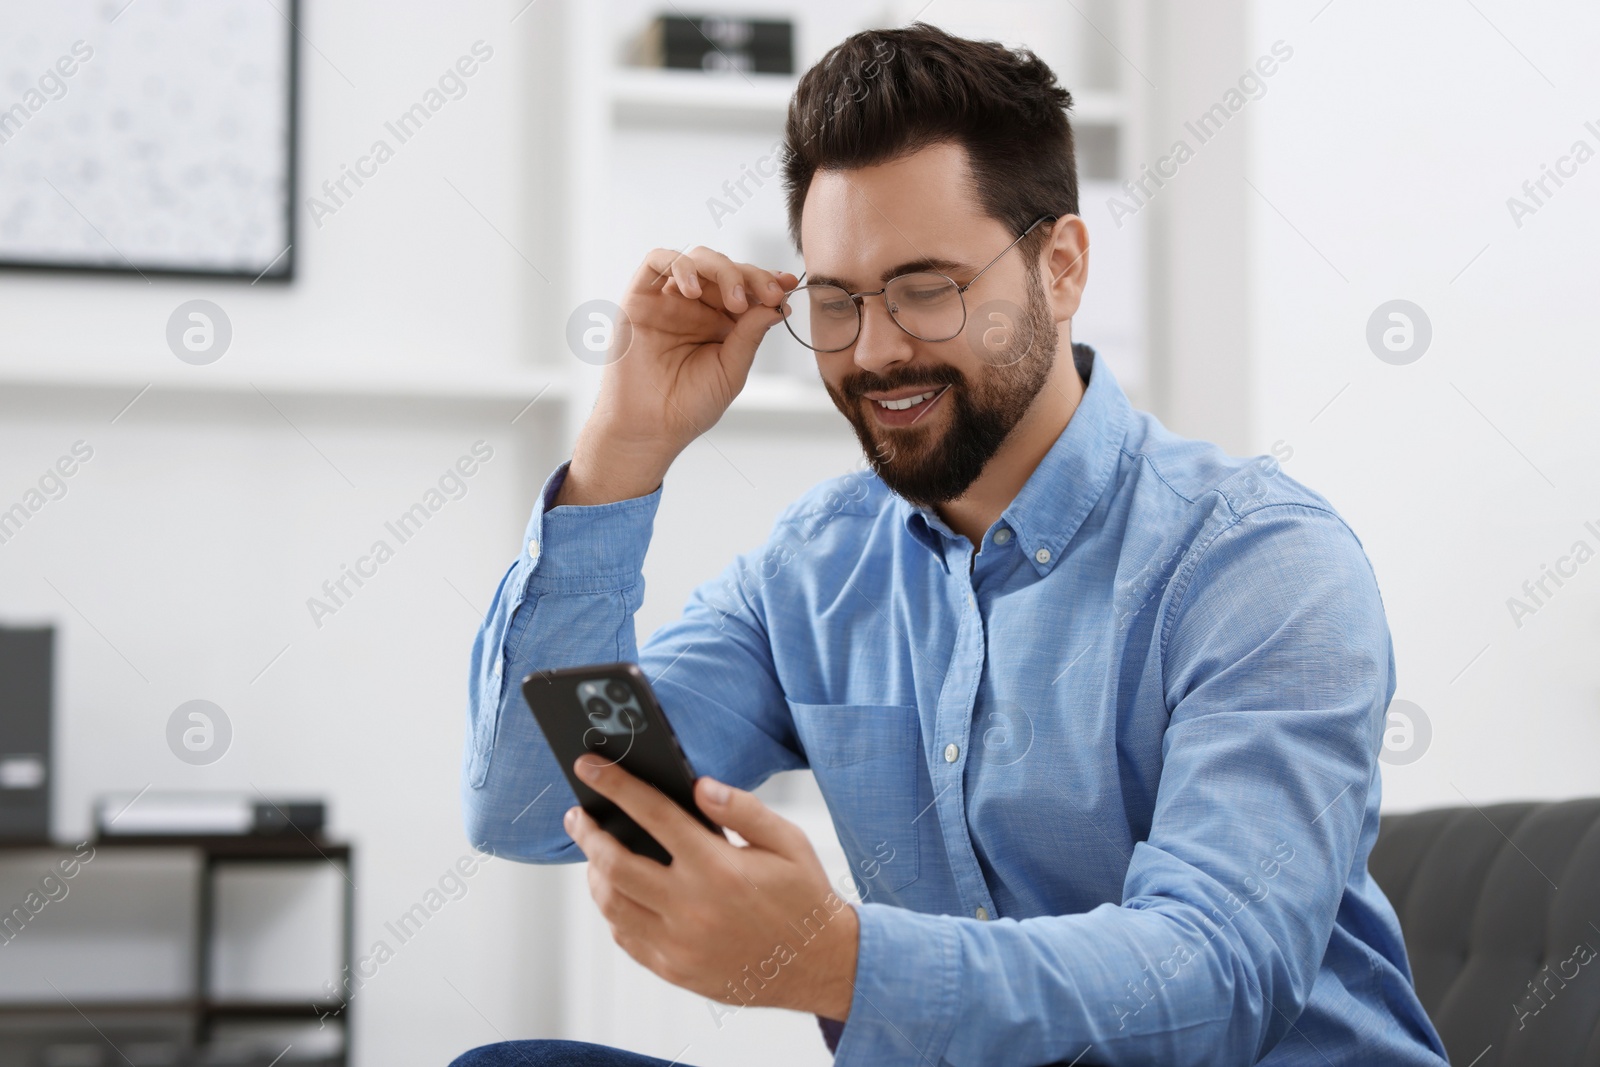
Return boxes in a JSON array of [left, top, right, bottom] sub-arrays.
[[797, 142, 1064, 508]]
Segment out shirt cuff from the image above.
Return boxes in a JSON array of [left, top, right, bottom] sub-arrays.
[[520, 460, 663, 593], [833, 902, 963, 1066]]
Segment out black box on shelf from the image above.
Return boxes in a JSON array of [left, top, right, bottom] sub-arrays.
[[95, 793, 326, 838], [250, 799, 326, 836], [633, 14, 795, 75], [0, 625, 52, 843]]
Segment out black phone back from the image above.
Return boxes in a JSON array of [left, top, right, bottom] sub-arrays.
[[522, 662, 720, 864]]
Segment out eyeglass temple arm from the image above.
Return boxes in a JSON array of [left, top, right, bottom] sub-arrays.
[[959, 214, 1060, 293], [787, 212, 1057, 295]]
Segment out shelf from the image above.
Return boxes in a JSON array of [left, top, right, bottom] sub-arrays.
[[0, 1000, 344, 1019], [87, 834, 352, 861], [608, 68, 1122, 129], [610, 67, 796, 127], [0, 362, 569, 409], [207, 1001, 345, 1020], [1069, 90, 1124, 126], [2, 835, 350, 859], [0, 362, 841, 418]]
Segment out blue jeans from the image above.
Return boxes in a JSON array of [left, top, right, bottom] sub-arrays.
[[449, 1041, 700, 1066], [451, 1016, 841, 1064]]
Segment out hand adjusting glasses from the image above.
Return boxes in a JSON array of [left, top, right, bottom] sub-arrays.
[[780, 214, 1058, 353]]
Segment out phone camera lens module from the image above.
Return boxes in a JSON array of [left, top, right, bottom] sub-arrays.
[[585, 697, 610, 719], [605, 680, 631, 703]]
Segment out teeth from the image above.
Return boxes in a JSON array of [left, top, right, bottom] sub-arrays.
[[875, 390, 938, 411]]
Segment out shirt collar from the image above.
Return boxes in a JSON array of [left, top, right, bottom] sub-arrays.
[[900, 343, 1129, 576]]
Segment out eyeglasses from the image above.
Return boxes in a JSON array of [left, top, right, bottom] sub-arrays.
[[780, 214, 1058, 353]]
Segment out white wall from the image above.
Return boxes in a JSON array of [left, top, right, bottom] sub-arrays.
[[1241, 0, 1600, 808], [1141, 0, 1253, 454], [0, 1, 571, 1064], [1138, 0, 1600, 810]]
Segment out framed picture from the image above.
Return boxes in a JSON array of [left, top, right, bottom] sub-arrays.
[[0, 0, 298, 281]]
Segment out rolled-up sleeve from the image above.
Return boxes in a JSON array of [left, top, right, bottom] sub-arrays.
[[833, 504, 1393, 1066]]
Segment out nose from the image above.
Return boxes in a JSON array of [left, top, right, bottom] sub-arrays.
[[852, 291, 916, 376]]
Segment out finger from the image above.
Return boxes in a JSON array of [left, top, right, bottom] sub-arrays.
[[574, 754, 722, 862], [606, 907, 682, 991], [752, 271, 789, 307], [684, 246, 749, 313], [710, 254, 791, 310], [669, 255, 704, 303], [694, 776, 810, 856], [680, 298, 742, 343], [683, 248, 793, 312], [718, 303, 788, 386], [634, 258, 742, 340], [636, 248, 699, 298], [565, 804, 673, 906], [639, 247, 786, 313], [728, 263, 791, 307], [598, 881, 663, 947], [644, 275, 740, 332]]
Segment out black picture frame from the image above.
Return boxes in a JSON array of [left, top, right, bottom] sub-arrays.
[[0, 0, 300, 283]]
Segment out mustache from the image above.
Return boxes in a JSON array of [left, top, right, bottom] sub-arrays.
[[842, 363, 965, 398]]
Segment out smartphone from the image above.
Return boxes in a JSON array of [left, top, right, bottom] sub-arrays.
[[521, 662, 722, 864]]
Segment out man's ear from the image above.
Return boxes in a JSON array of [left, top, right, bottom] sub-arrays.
[[1040, 215, 1090, 324]]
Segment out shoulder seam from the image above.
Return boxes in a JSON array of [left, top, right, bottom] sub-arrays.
[[1120, 447, 1200, 507], [1157, 501, 1362, 666]]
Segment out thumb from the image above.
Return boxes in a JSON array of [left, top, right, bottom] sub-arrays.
[[717, 302, 787, 386], [696, 776, 805, 855]]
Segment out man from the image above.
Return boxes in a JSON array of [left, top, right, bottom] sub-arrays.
[[454, 23, 1449, 1067]]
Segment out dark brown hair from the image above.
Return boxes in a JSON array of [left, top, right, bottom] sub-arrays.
[[781, 22, 1077, 255]]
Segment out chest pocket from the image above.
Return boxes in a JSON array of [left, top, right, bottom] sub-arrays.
[[785, 701, 923, 896]]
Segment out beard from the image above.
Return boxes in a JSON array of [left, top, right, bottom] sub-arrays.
[[823, 264, 1059, 509]]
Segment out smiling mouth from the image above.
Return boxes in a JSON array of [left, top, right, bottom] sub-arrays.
[[874, 389, 941, 411], [860, 384, 951, 427]]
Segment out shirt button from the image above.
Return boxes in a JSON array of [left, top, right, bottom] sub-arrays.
[[975, 905, 990, 920], [527, 539, 540, 559], [993, 528, 1012, 545], [943, 743, 959, 763], [1034, 547, 1051, 564]]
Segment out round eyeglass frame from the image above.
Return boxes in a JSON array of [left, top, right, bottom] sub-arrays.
[[780, 214, 1059, 354]]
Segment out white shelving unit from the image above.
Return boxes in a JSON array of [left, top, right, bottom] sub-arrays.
[[0, 1, 1147, 423], [609, 68, 797, 125], [557, 7, 846, 450], [608, 66, 1128, 127], [554, 0, 1149, 450]]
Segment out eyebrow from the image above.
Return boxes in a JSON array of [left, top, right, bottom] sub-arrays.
[[805, 256, 975, 291]]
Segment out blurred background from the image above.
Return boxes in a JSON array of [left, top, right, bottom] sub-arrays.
[[0, 0, 1596, 1064]]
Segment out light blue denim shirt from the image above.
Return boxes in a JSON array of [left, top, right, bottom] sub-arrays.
[[462, 348, 1449, 1067]]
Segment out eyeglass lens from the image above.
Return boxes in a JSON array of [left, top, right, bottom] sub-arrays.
[[782, 272, 966, 352]]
